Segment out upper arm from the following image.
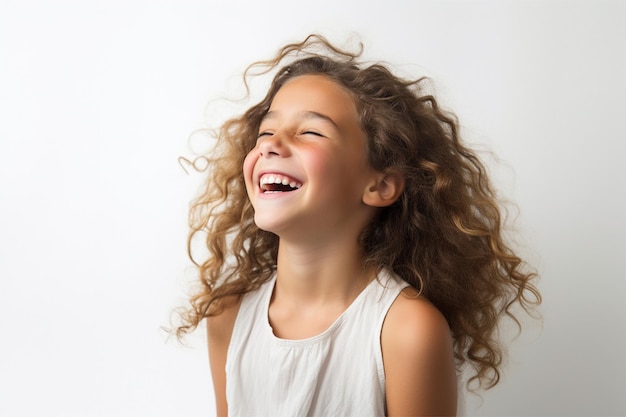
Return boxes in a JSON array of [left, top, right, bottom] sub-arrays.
[[206, 297, 241, 417], [381, 288, 457, 417]]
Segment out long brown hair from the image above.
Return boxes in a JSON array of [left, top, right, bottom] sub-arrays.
[[176, 34, 541, 390]]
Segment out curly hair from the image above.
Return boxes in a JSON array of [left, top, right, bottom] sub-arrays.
[[176, 34, 541, 390]]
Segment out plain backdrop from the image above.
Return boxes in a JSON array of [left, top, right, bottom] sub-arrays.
[[1, 1, 624, 416]]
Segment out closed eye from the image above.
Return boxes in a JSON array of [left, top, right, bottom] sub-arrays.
[[256, 130, 325, 140], [300, 131, 325, 137]]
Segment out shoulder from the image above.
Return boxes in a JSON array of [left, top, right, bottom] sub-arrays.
[[381, 287, 457, 416], [206, 295, 242, 343], [383, 287, 452, 349], [207, 277, 273, 340]]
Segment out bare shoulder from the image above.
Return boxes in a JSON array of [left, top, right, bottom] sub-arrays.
[[381, 287, 458, 416], [383, 287, 452, 349], [206, 295, 242, 342], [206, 295, 242, 417]]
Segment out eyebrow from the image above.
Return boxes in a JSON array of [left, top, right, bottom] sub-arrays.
[[261, 110, 340, 130]]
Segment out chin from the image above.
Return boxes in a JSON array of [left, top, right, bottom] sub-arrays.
[[253, 214, 283, 235]]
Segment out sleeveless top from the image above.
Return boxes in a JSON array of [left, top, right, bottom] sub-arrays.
[[225, 269, 410, 417]]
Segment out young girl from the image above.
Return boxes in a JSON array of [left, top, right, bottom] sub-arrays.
[[176, 34, 540, 416]]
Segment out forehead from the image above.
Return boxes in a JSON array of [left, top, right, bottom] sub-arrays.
[[267, 75, 358, 123]]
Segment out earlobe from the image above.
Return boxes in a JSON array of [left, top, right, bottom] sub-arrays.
[[363, 171, 405, 207]]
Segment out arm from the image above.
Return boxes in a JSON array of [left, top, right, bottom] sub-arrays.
[[206, 296, 241, 417], [381, 288, 457, 416]]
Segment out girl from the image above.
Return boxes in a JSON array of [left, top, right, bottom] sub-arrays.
[[176, 34, 540, 416]]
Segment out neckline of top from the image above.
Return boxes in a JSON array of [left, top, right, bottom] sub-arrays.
[[263, 272, 384, 347]]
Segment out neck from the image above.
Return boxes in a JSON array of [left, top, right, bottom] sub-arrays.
[[274, 236, 373, 306]]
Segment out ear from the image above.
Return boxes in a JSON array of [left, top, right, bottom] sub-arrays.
[[362, 170, 405, 208]]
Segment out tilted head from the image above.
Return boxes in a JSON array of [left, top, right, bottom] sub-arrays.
[[237, 36, 466, 276]]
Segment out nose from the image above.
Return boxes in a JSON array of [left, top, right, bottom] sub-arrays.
[[258, 133, 291, 158]]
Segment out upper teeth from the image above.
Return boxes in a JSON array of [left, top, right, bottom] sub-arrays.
[[260, 174, 302, 189]]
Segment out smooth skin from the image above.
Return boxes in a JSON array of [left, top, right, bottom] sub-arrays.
[[207, 75, 457, 416]]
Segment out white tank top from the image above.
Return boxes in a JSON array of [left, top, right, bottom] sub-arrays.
[[225, 269, 410, 417]]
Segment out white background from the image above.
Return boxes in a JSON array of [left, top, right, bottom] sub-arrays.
[[1, 1, 625, 416]]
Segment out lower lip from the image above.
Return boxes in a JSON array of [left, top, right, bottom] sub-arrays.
[[257, 189, 300, 199]]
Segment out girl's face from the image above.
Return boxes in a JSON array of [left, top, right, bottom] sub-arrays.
[[243, 74, 379, 244]]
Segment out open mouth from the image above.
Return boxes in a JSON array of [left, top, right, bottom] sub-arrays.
[[259, 173, 302, 193]]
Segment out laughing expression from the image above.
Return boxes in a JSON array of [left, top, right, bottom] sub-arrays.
[[243, 74, 377, 243]]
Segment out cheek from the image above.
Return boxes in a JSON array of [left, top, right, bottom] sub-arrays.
[[301, 146, 337, 176], [306, 148, 361, 182], [242, 151, 257, 194]]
